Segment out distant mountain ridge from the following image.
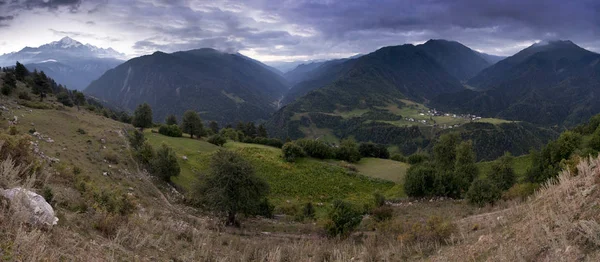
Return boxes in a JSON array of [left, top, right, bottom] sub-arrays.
[[0, 37, 124, 90], [435, 40, 600, 126], [85, 48, 290, 123]]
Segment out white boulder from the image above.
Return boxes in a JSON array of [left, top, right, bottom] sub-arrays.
[[1, 187, 58, 227]]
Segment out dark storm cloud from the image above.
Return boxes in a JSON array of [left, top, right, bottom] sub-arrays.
[[2, 0, 600, 60]]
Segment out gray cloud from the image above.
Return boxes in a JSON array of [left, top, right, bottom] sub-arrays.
[[2, 0, 600, 61]]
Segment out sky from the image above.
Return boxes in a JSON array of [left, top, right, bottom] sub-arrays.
[[0, 0, 599, 64]]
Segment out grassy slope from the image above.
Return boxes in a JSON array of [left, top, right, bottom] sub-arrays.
[[476, 154, 532, 180], [144, 131, 397, 207]]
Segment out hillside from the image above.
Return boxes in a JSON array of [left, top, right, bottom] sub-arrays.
[[417, 39, 491, 81], [435, 40, 600, 126], [2, 64, 599, 261], [85, 48, 290, 123], [0, 37, 123, 90]]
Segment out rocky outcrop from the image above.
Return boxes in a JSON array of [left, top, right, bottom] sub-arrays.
[[1, 187, 58, 228]]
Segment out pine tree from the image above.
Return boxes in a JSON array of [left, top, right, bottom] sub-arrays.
[[132, 103, 153, 129], [15, 62, 28, 81]]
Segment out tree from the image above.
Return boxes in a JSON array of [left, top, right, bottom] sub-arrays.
[[466, 178, 501, 207], [132, 103, 153, 129], [209, 121, 219, 134], [194, 150, 269, 226], [433, 133, 460, 172], [165, 114, 178, 126], [158, 125, 183, 137], [454, 141, 478, 196], [151, 144, 180, 182], [324, 200, 362, 238], [335, 138, 361, 163], [57, 92, 74, 107], [207, 134, 227, 146], [15, 62, 28, 81], [404, 164, 436, 197], [245, 122, 257, 138], [589, 126, 600, 151], [282, 142, 305, 162], [257, 124, 268, 138], [181, 110, 205, 139], [489, 152, 516, 191], [72, 90, 86, 110], [128, 130, 146, 151]]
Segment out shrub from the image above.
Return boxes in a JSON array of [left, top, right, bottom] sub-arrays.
[[151, 144, 180, 182], [158, 124, 183, 137], [390, 153, 406, 162], [407, 153, 429, 164], [282, 142, 305, 162], [57, 92, 74, 107], [76, 128, 86, 134], [589, 126, 600, 151], [128, 130, 145, 151], [488, 153, 516, 191], [324, 200, 363, 238], [502, 183, 539, 201], [371, 206, 393, 222], [18, 91, 31, 101], [335, 138, 361, 163], [466, 178, 501, 207], [302, 202, 316, 221], [404, 164, 436, 197], [8, 126, 17, 135], [207, 134, 227, 147], [255, 198, 274, 219], [135, 142, 155, 169], [359, 143, 390, 159], [373, 192, 386, 207], [219, 128, 243, 141], [296, 139, 333, 159]]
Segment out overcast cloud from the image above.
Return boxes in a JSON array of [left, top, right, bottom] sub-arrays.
[[0, 0, 598, 63]]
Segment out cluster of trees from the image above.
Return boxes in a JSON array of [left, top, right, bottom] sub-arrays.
[[282, 138, 390, 163], [128, 130, 180, 182], [526, 114, 600, 184], [404, 133, 518, 206]]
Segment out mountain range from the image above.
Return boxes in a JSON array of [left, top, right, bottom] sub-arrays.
[[0, 37, 124, 90], [85, 48, 289, 123], [434, 40, 600, 126]]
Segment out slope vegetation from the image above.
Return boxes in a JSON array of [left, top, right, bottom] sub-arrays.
[[85, 48, 289, 123]]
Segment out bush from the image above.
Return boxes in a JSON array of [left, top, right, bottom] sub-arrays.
[[158, 124, 183, 137], [390, 153, 406, 162], [407, 153, 429, 164], [57, 92, 74, 107], [8, 126, 17, 135], [359, 143, 390, 159], [502, 183, 539, 201], [77, 128, 86, 135], [207, 134, 227, 147], [466, 178, 501, 207], [18, 91, 31, 101], [302, 202, 316, 221], [151, 144, 180, 182], [255, 198, 274, 219], [488, 153, 516, 191], [135, 142, 155, 169], [282, 142, 306, 162], [219, 128, 243, 141], [373, 192, 386, 207], [371, 206, 393, 222], [398, 216, 457, 244], [335, 138, 361, 163], [296, 139, 334, 159], [404, 164, 436, 197], [324, 200, 363, 238]]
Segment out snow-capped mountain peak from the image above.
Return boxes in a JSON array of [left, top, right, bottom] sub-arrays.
[[49, 37, 83, 49]]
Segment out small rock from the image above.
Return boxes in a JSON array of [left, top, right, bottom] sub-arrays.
[[182, 156, 188, 160], [30, 122, 35, 126], [103, 172, 109, 176], [102, 146, 107, 149], [100, 138, 106, 144], [108, 165, 112, 168]]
